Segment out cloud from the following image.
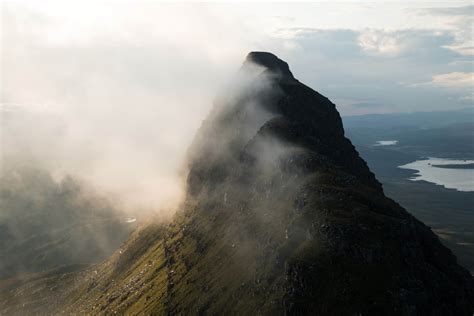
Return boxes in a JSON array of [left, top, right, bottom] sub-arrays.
[[410, 5, 474, 56], [413, 5, 474, 17], [409, 72, 473, 91], [280, 27, 459, 62], [2, 2, 473, 179], [1, 3, 264, 212], [333, 99, 392, 116], [459, 92, 474, 102], [358, 30, 405, 56], [272, 27, 472, 115], [357, 29, 456, 57], [431, 72, 473, 88]]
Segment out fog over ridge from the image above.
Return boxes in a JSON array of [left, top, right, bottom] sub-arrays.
[[2, 1, 473, 213]]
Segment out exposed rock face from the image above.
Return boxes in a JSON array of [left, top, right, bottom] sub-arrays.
[[9, 52, 471, 316], [245, 51, 294, 79], [182, 52, 474, 315]]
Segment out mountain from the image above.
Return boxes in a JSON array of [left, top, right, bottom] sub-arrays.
[[1, 52, 473, 315], [342, 108, 474, 273], [343, 108, 474, 131]]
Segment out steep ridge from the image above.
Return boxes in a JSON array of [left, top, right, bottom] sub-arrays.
[[2, 52, 472, 315]]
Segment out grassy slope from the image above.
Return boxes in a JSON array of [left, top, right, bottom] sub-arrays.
[[60, 162, 465, 315], [1, 151, 472, 315], [0, 264, 90, 315], [2, 61, 473, 315], [65, 221, 169, 314]]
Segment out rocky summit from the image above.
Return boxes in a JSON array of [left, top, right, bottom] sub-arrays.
[[2, 52, 473, 315]]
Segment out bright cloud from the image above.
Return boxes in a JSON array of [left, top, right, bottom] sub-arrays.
[[431, 72, 474, 88], [357, 30, 456, 57], [411, 5, 474, 56], [358, 30, 407, 56]]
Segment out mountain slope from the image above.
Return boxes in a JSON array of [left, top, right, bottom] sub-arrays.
[[2, 52, 472, 315]]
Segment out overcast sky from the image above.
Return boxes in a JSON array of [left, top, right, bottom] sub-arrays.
[[2, 1, 473, 116], [1, 1, 473, 210]]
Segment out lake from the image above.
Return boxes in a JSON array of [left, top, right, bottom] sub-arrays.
[[399, 157, 474, 192], [374, 140, 398, 146]]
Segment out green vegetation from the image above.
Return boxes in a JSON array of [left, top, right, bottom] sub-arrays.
[[1, 53, 472, 315]]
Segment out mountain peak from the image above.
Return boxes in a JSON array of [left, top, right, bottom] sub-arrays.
[[245, 51, 294, 79], [9, 52, 473, 316]]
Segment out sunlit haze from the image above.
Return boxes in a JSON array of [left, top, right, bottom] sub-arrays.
[[1, 1, 473, 210]]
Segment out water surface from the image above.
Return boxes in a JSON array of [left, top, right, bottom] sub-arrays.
[[374, 140, 398, 146], [399, 157, 474, 192]]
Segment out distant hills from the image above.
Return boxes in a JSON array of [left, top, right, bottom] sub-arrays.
[[344, 108, 474, 158], [0, 167, 134, 278], [343, 107, 474, 130]]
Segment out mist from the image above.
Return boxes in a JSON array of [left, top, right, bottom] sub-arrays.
[[1, 3, 269, 214], [0, 3, 278, 280], [3, 2, 471, 215]]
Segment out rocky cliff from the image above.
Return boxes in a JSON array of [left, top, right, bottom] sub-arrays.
[[2, 52, 472, 316]]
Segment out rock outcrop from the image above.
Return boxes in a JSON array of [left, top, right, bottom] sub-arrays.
[[4, 52, 472, 316], [180, 52, 474, 315]]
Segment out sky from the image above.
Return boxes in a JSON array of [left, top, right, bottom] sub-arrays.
[[2, 1, 473, 116], [1, 1, 473, 211]]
